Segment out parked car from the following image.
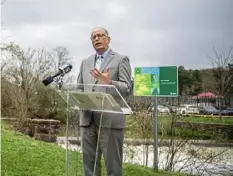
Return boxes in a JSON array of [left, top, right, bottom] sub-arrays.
[[171, 106, 178, 113], [199, 106, 220, 115], [158, 105, 170, 113], [221, 108, 233, 116], [177, 104, 199, 115]]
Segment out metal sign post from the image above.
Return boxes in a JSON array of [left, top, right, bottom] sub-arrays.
[[153, 96, 158, 171]]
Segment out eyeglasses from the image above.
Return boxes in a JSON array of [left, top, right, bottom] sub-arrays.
[[90, 33, 106, 40]]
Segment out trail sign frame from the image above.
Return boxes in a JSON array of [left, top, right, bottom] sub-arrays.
[[133, 66, 178, 97]]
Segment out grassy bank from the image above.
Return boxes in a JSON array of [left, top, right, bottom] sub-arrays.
[[1, 125, 183, 176], [124, 114, 233, 141]]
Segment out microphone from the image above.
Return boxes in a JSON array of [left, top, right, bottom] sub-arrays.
[[42, 64, 72, 86]]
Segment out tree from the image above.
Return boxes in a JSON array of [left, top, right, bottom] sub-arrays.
[[51, 46, 75, 84], [178, 66, 201, 96], [1, 42, 59, 122], [52, 46, 72, 70], [208, 47, 233, 111], [178, 66, 185, 97], [227, 63, 233, 97], [178, 66, 202, 105], [191, 70, 202, 94]]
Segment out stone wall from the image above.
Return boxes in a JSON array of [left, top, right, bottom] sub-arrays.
[[30, 119, 60, 142], [2, 118, 61, 143]]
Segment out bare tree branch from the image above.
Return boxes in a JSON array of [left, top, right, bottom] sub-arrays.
[[205, 47, 233, 111]]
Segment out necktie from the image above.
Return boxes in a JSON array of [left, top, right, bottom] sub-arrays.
[[96, 55, 103, 70]]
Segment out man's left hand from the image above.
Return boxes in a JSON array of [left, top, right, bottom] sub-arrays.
[[90, 67, 112, 84]]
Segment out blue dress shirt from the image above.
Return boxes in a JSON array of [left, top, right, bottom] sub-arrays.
[[95, 48, 111, 66]]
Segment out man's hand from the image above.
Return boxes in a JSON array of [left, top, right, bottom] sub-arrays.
[[90, 67, 112, 84]]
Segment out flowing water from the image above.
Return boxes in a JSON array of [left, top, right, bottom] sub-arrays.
[[57, 137, 233, 176]]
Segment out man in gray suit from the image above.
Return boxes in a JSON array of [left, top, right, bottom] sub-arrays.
[[77, 27, 132, 176]]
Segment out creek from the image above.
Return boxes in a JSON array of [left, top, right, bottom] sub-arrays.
[[57, 136, 233, 176]]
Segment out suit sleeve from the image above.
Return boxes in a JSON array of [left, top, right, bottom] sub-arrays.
[[111, 56, 132, 97], [77, 60, 84, 92]]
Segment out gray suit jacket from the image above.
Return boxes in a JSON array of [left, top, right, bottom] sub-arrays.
[[77, 49, 132, 129]]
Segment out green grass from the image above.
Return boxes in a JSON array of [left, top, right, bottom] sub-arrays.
[[177, 116, 233, 124], [1, 126, 183, 176]]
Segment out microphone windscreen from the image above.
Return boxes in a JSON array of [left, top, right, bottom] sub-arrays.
[[42, 76, 53, 86]]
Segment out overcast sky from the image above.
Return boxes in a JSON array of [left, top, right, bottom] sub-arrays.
[[1, 0, 233, 78]]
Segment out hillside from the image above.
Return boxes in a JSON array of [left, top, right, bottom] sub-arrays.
[[1, 126, 183, 176]]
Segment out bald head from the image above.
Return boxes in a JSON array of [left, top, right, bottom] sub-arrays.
[[90, 27, 111, 55], [91, 27, 109, 36]]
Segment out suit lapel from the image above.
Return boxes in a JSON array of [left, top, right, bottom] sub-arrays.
[[89, 54, 96, 84], [100, 49, 114, 72]]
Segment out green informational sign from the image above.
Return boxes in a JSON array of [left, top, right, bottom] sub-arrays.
[[133, 66, 178, 97]]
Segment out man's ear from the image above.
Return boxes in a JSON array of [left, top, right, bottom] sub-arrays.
[[107, 36, 111, 43]]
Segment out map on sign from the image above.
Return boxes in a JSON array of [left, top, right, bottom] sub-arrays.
[[133, 66, 178, 97]]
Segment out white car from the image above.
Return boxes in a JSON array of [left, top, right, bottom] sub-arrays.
[[177, 104, 199, 115], [158, 105, 170, 113]]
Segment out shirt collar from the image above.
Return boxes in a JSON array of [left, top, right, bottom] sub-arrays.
[[96, 48, 110, 59]]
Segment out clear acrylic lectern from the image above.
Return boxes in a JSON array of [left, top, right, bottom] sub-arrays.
[[54, 83, 133, 176]]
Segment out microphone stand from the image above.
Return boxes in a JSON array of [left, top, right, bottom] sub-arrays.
[[43, 73, 70, 175], [54, 75, 70, 176], [57, 75, 64, 89]]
